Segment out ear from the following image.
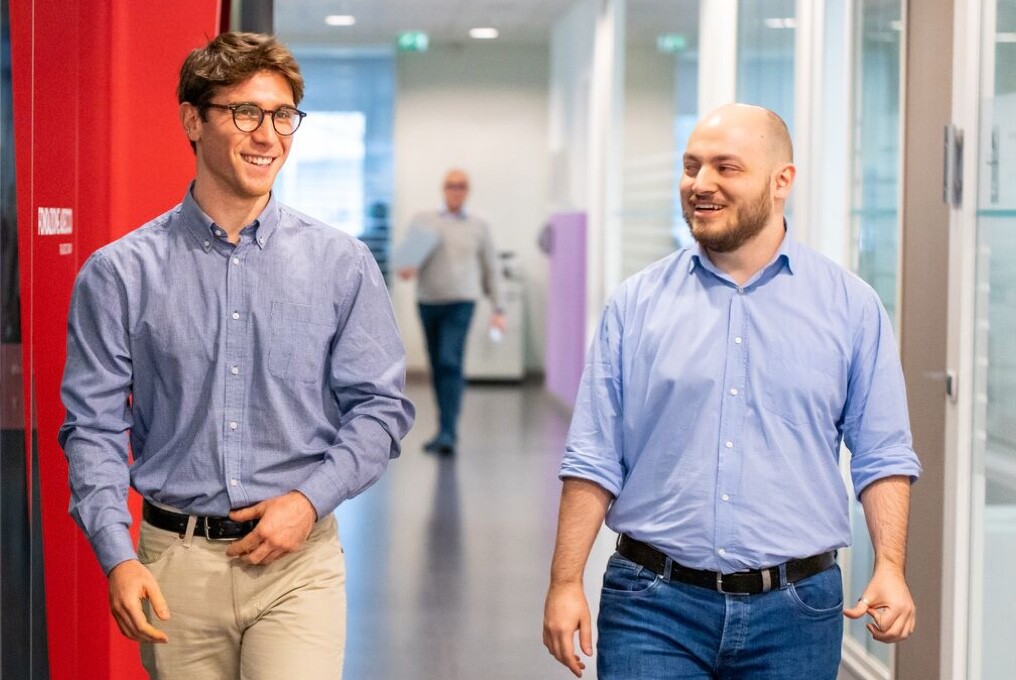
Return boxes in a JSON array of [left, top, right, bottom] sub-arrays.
[[772, 162, 796, 199], [180, 102, 201, 143]]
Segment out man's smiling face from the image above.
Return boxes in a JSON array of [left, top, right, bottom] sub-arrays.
[[184, 70, 295, 205]]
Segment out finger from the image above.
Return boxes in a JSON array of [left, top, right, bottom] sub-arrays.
[[225, 533, 259, 558], [579, 611, 593, 656], [228, 503, 263, 522], [146, 581, 171, 621], [126, 599, 168, 644]]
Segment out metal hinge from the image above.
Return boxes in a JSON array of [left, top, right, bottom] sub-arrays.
[[943, 125, 963, 208]]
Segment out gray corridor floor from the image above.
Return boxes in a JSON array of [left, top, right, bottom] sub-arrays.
[[335, 379, 617, 680]]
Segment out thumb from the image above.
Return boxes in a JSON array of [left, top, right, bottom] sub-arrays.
[[147, 580, 171, 621], [229, 502, 264, 522], [843, 598, 869, 619]]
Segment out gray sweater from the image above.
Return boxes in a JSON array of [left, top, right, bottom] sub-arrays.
[[412, 209, 503, 310]]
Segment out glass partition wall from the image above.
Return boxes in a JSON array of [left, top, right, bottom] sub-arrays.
[[969, 1, 1016, 678], [618, 0, 699, 279]]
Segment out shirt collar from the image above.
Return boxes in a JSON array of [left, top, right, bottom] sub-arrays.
[[440, 207, 467, 219], [180, 184, 280, 252], [688, 220, 796, 283]]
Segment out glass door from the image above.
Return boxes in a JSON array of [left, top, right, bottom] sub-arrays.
[[969, 1, 1016, 679]]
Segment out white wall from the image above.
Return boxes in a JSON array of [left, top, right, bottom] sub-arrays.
[[392, 43, 551, 373]]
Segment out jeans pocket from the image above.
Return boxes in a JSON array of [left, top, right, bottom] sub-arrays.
[[601, 553, 663, 596], [785, 565, 843, 617], [137, 523, 184, 567]]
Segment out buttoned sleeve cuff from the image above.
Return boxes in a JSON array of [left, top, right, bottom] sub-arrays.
[[559, 454, 623, 499], [92, 524, 138, 575], [850, 445, 922, 501]]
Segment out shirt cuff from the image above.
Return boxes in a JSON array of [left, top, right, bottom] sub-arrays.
[[92, 524, 138, 575], [851, 445, 923, 501]]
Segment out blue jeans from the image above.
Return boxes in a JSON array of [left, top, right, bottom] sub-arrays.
[[418, 302, 475, 440], [597, 553, 843, 679]]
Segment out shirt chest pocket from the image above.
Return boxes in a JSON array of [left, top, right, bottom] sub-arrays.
[[761, 349, 846, 427], [268, 301, 338, 383]]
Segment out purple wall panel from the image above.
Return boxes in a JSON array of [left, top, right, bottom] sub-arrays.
[[544, 212, 587, 408]]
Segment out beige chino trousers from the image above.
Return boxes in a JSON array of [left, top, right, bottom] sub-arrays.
[[138, 513, 346, 680]]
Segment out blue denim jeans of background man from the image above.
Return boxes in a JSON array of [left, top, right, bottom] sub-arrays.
[[419, 302, 475, 450], [597, 553, 844, 679]]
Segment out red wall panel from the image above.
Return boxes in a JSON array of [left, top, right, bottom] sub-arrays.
[[10, 1, 221, 677]]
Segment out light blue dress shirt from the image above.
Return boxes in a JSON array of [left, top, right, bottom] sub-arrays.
[[60, 190, 415, 573], [560, 234, 921, 573]]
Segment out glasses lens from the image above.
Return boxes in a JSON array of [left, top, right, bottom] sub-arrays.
[[232, 104, 263, 132], [444, 183, 468, 190], [272, 107, 302, 135]]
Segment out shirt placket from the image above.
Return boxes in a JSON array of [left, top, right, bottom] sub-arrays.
[[222, 236, 250, 505], [713, 284, 748, 568]]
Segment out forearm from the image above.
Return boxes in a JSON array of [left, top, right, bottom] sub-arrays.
[[860, 475, 911, 572], [549, 478, 613, 586]]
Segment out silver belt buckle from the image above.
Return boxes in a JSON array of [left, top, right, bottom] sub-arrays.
[[203, 518, 235, 541]]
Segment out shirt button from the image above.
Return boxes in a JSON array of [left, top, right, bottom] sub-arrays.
[[232, 257, 240, 265], [231, 366, 240, 375], [258, 237, 265, 244], [718, 548, 727, 556], [737, 288, 745, 295], [725, 441, 733, 449], [729, 388, 738, 396], [215, 229, 224, 237], [230, 479, 238, 487], [722, 494, 730, 501], [232, 311, 240, 320], [735, 337, 742, 344], [203, 240, 211, 248], [229, 421, 238, 430]]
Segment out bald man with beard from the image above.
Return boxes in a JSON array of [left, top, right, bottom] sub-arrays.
[[542, 104, 920, 679]]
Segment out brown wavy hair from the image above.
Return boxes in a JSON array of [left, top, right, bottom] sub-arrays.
[[178, 32, 304, 110]]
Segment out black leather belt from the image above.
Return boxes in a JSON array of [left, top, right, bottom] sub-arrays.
[[142, 500, 257, 541], [617, 534, 835, 595]]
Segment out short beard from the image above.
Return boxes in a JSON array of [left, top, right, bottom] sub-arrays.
[[685, 183, 772, 253]]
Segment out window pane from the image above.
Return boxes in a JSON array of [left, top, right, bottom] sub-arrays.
[[736, 0, 796, 131]]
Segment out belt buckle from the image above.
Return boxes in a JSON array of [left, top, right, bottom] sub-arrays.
[[203, 518, 236, 542]]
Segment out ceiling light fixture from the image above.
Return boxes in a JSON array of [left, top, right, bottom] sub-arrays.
[[762, 17, 796, 29], [469, 27, 499, 39], [325, 15, 356, 27]]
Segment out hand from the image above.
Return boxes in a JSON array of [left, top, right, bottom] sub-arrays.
[[843, 565, 916, 643], [108, 559, 170, 643], [225, 491, 317, 566], [543, 581, 593, 678], [490, 312, 507, 333], [397, 267, 417, 281]]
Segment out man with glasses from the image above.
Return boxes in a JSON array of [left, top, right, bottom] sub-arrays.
[[398, 169, 506, 455], [59, 32, 414, 679], [543, 104, 921, 679]]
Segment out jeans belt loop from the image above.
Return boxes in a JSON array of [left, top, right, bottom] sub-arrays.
[[761, 568, 773, 593], [777, 562, 789, 589], [662, 556, 673, 582]]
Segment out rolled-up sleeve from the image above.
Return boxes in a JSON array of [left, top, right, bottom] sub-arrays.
[[298, 243, 415, 518], [59, 252, 137, 573], [844, 289, 922, 498], [559, 297, 625, 497]]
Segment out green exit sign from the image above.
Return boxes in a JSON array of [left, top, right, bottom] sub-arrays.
[[656, 34, 687, 54], [397, 32, 429, 52]]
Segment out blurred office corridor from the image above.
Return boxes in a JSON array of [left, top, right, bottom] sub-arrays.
[[337, 379, 615, 679]]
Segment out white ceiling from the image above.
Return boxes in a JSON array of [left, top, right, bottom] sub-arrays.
[[274, 0, 701, 49]]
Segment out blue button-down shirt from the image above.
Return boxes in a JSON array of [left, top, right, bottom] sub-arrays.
[[560, 234, 921, 572], [60, 191, 415, 573]]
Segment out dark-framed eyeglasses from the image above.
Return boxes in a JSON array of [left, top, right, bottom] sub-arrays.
[[203, 102, 307, 136]]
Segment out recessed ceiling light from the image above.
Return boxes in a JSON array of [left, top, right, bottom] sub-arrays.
[[325, 15, 356, 27], [469, 27, 499, 39], [762, 17, 796, 29]]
